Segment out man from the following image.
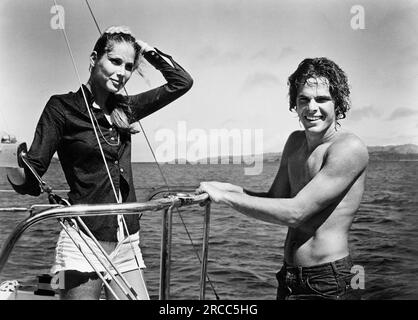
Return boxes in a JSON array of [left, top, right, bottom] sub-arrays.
[[197, 57, 368, 300]]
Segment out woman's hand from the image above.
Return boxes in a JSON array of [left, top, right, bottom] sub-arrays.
[[103, 26, 153, 54], [104, 25, 134, 35], [136, 39, 153, 54]]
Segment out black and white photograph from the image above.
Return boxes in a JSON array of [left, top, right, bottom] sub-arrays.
[[0, 0, 417, 306]]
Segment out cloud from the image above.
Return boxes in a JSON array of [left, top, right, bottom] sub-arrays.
[[251, 46, 297, 62], [348, 105, 381, 121], [194, 45, 243, 64], [241, 72, 280, 92], [387, 107, 418, 120], [194, 45, 219, 61], [195, 45, 297, 66]]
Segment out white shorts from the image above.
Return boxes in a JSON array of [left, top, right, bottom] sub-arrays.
[[50, 221, 146, 278]]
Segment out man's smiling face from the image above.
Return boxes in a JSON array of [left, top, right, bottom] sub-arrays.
[[296, 77, 336, 134]]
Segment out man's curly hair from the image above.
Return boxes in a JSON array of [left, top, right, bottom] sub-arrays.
[[288, 57, 351, 125]]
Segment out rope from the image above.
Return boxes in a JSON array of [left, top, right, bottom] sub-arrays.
[[81, 2, 143, 269]]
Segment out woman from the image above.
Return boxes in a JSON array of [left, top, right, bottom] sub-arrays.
[[6, 26, 193, 299]]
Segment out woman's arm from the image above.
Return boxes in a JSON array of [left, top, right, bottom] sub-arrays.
[[8, 97, 65, 196], [128, 45, 193, 121]]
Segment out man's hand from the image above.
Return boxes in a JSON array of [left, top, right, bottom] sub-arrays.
[[206, 181, 244, 193], [196, 181, 243, 203], [196, 182, 224, 203]]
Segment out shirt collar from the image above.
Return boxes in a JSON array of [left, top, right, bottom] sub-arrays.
[[76, 85, 115, 114], [77, 84, 95, 107]]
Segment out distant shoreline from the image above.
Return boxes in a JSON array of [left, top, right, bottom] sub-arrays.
[[50, 157, 418, 164], [130, 159, 418, 164], [47, 143, 418, 164]]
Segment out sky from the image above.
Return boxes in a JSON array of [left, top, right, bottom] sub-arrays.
[[0, 0, 417, 162]]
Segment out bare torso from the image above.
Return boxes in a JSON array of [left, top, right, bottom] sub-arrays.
[[281, 130, 366, 266]]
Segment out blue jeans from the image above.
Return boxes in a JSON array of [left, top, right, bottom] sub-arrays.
[[276, 256, 362, 300]]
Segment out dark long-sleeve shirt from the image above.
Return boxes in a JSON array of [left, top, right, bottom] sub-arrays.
[[10, 48, 193, 241]]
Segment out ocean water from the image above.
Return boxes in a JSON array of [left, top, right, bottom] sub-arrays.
[[0, 161, 417, 300]]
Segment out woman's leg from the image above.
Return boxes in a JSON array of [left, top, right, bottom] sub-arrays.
[[105, 269, 149, 300], [59, 270, 103, 300]]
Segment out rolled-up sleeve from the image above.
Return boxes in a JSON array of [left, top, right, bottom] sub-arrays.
[[129, 48, 193, 121]]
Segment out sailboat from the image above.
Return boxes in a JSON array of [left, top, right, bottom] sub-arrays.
[[0, 165, 212, 300], [0, 0, 214, 299]]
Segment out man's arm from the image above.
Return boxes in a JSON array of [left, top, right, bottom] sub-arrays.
[[198, 135, 368, 227], [243, 131, 298, 198]]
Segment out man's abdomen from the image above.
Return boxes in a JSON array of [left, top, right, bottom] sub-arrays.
[[284, 228, 350, 267]]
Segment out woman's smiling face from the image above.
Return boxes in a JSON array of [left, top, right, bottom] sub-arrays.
[[91, 41, 136, 93]]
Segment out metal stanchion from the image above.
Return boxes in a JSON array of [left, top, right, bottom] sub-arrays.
[[200, 202, 211, 300], [159, 206, 174, 300]]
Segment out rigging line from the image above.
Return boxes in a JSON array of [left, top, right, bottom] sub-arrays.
[[85, 0, 148, 82], [84, 0, 148, 275], [52, 0, 144, 286], [84, 0, 174, 194], [83, 0, 220, 299], [84, 0, 189, 246], [59, 220, 121, 300], [74, 216, 141, 300], [52, 0, 119, 203], [84, 0, 101, 35], [132, 122, 221, 298]]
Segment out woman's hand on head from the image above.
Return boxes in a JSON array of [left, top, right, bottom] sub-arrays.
[[136, 39, 153, 54], [103, 26, 152, 54], [104, 25, 134, 36]]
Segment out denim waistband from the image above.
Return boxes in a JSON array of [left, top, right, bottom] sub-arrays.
[[283, 256, 353, 277]]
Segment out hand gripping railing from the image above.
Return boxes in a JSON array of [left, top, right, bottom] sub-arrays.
[[0, 192, 211, 300], [147, 187, 212, 300]]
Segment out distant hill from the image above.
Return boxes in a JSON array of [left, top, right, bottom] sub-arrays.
[[167, 144, 418, 164], [367, 144, 418, 154], [170, 153, 282, 164], [367, 144, 418, 161]]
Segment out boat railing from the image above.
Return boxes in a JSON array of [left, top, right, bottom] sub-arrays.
[[0, 191, 211, 300]]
